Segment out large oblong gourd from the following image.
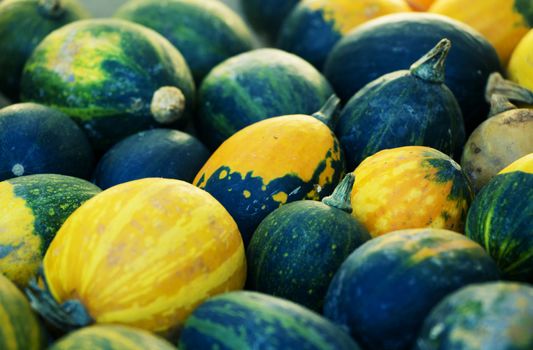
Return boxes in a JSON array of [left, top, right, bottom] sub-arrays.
[[277, 0, 411, 69], [49, 325, 177, 350], [114, 0, 255, 83], [0, 0, 89, 100], [351, 146, 473, 238], [429, 0, 532, 63], [0, 174, 101, 288], [415, 282, 533, 350], [0, 274, 43, 350], [324, 228, 500, 350], [196, 48, 333, 150], [466, 154, 533, 283], [194, 97, 345, 245], [461, 89, 533, 192], [20, 18, 195, 151], [27, 178, 246, 337], [337, 38, 464, 170]]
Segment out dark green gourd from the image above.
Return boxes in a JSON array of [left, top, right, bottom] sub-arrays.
[[0, 0, 89, 101], [241, 0, 300, 42], [114, 0, 255, 84], [336, 39, 465, 170], [246, 173, 371, 312]]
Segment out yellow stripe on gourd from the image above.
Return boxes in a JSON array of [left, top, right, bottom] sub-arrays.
[[0, 182, 41, 287], [408, 239, 479, 264], [306, 0, 411, 35], [43, 178, 245, 333], [0, 303, 17, 350], [195, 115, 340, 190], [498, 153, 533, 174]]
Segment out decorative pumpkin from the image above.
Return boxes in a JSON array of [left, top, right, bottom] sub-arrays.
[[336, 38, 464, 170], [49, 325, 177, 350], [20, 18, 195, 151], [26, 178, 246, 337], [0, 174, 100, 287], [194, 97, 345, 245], [179, 291, 361, 350], [0, 0, 89, 100], [197, 48, 333, 150], [0, 103, 94, 181], [114, 0, 254, 83], [324, 228, 500, 350], [461, 91, 533, 192], [466, 153, 533, 282], [351, 146, 473, 238], [324, 13, 502, 134], [429, 0, 532, 63], [415, 282, 533, 350], [241, 0, 300, 42], [277, 0, 411, 69], [406, 0, 435, 11], [93, 129, 210, 190], [508, 29, 533, 92], [0, 274, 43, 350], [246, 173, 370, 312]]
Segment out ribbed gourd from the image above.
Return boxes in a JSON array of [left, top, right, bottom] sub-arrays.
[[194, 96, 345, 245], [26, 178, 246, 338], [20, 18, 195, 151], [350, 146, 473, 238], [336, 38, 464, 170], [465, 154, 533, 283]]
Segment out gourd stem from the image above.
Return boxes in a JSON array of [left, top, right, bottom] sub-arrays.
[[485, 72, 533, 104], [25, 268, 93, 332], [410, 38, 451, 84], [322, 173, 355, 213], [151, 86, 186, 125], [38, 0, 64, 18], [312, 95, 341, 128], [488, 94, 516, 118]]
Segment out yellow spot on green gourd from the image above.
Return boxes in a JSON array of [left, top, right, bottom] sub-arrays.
[[243, 190, 251, 199], [272, 192, 288, 204], [219, 169, 228, 179]]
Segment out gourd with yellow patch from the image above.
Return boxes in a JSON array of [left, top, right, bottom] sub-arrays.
[[26, 178, 246, 338], [461, 79, 533, 192], [430, 0, 532, 63], [466, 153, 533, 283], [0, 174, 101, 288], [351, 146, 473, 238], [324, 228, 500, 350], [277, 0, 411, 68], [194, 96, 345, 245]]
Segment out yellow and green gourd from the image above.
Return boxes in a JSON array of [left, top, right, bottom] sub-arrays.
[[0, 174, 101, 288], [49, 325, 177, 350], [351, 146, 473, 238], [194, 96, 345, 245], [26, 178, 246, 338], [0, 274, 43, 350]]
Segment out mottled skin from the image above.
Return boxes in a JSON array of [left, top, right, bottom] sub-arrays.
[[179, 291, 361, 350], [466, 170, 533, 282], [93, 129, 210, 190], [324, 229, 500, 350], [115, 0, 254, 83], [416, 282, 533, 350], [0, 0, 89, 100], [194, 115, 345, 245], [21, 19, 195, 151], [461, 108, 533, 192], [241, 0, 300, 41], [324, 13, 503, 135], [49, 325, 176, 350], [277, 0, 411, 69], [337, 71, 465, 170], [197, 48, 333, 150], [0, 103, 94, 181], [0, 174, 101, 287], [246, 200, 370, 312], [0, 274, 43, 350]]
